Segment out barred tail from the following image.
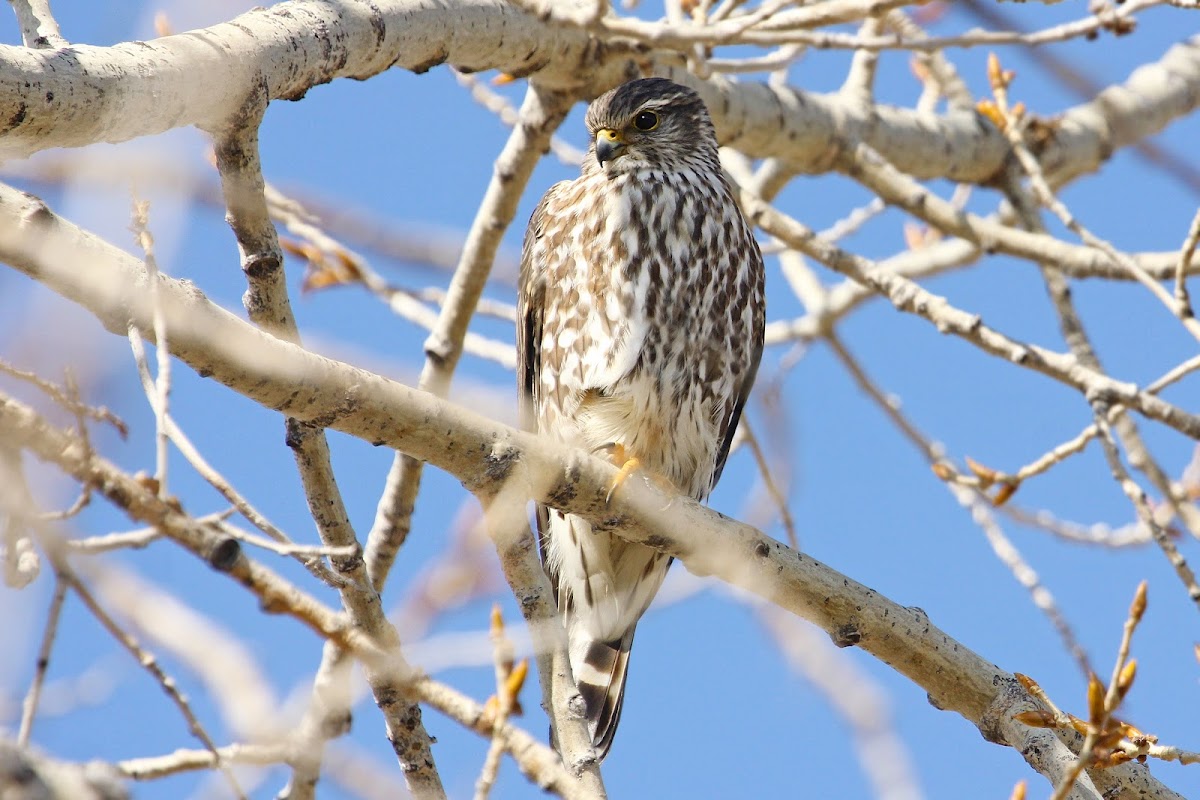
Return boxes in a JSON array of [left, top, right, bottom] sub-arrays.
[[571, 629, 635, 760]]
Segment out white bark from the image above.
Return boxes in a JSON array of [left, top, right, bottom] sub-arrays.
[[0, 0, 1196, 187]]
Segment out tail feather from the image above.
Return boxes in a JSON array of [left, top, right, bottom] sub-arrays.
[[573, 632, 635, 760]]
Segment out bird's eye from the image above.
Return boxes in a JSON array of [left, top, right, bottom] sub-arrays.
[[633, 111, 659, 131]]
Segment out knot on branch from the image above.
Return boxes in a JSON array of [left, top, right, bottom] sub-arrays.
[[978, 674, 1028, 746]]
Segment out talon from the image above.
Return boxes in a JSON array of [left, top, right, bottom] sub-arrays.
[[606, 455, 641, 505]]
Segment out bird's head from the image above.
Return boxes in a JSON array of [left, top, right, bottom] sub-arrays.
[[583, 78, 719, 176]]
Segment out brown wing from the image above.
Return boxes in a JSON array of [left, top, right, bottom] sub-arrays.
[[516, 182, 568, 584], [517, 191, 551, 436], [709, 227, 766, 492]]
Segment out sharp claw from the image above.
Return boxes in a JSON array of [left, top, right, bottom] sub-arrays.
[[606, 455, 641, 506]]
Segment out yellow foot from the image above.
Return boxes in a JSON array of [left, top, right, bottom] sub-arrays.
[[606, 454, 642, 505], [598, 443, 676, 506]]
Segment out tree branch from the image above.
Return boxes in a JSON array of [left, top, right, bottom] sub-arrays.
[[211, 96, 444, 797], [0, 1, 1195, 190], [0, 182, 1184, 800]]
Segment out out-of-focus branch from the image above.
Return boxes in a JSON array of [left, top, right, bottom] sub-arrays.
[[0, 738, 127, 800], [15, 573, 66, 745], [0, 391, 593, 800]]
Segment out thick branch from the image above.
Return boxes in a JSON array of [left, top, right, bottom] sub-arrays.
[[0, 1, 1195, 189], [0, 183, 1182, 800]]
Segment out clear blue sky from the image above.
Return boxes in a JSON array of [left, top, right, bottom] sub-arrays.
[[2, 2, 1200, 799]]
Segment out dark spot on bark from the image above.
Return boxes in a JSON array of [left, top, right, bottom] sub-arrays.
[[644, 534, 670, 550], [44, 91, 53, 102], [754, 540, 770, 558], [208, 536, 241, 572], [107, 483, 132, 508], [482, 445, 519, 487], [411, 48, 448, 74], [5, 102, 27, 131], [285, 418, 306, 449], [242, 252, 281, 280], [332, 543, 364, 574], [548, 463, 581, 506], [321, 710, 353, 738], [503, 57, 551, 80], [364, 1, 387, 46], [831, 622, 862, 647]]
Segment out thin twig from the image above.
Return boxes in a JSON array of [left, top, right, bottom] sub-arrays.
[[994, 68, 1200, 343], [739, 417, 798, 549], [1048, 582, 1147, 800], [474, 605, 522, 800], [1174, 204, 1200, 317], [56, 560, 249, 799], [0, 357, 127, 436], [825, 333, 1090, 675], [1092, 412, 1200, 611], [16, 575, 68, 746], [130, 198, 171, 497]]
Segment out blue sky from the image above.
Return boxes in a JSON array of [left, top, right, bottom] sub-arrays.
[[2, 2, 1200, 799]]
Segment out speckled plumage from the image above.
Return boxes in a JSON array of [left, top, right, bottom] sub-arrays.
[[517, 78, 765, 759]]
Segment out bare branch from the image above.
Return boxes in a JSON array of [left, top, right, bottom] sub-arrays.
[[8, 0, 66, 49], [16, 574, 67, 746], [212, 100, 443, 796]]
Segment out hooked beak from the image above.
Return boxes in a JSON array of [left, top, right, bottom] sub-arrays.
[[595, 128, 626, 166]]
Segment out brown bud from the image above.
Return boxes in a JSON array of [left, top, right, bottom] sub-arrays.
[[991, 481, 1018, 507], [134, 472, 161, 495], [987, 53, 1003, 89], [1130, 580, 1147, 623], [1012, 710, 1056, 728], [1116, 659, 1137, 700], [976, 99, 1005, 130], [965, 456, 997, 488], [1087, 672, 1106, 724], [931, 462, 955, 481], [504, 658, 529, 709], [333, 250, 365, 282]]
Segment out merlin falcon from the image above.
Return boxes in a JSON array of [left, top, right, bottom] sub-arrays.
[[517, 77, 765, 758]]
